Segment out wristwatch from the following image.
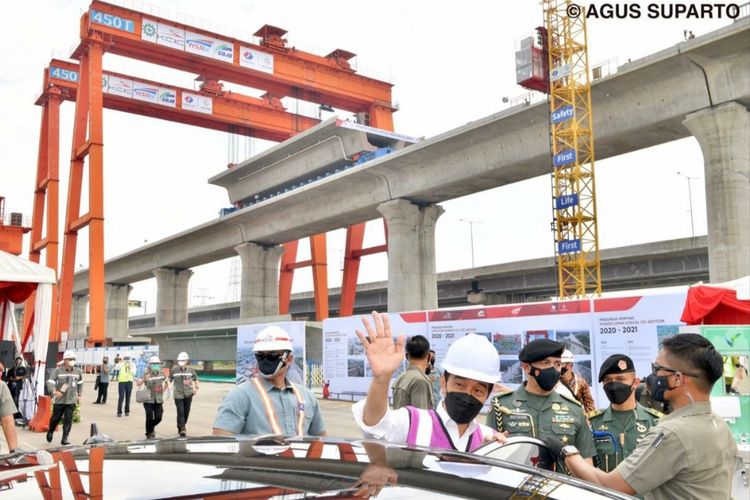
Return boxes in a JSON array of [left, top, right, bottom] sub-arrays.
[[560, 445, 580, 460]]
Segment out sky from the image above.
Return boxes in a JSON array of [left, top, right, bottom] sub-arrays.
[[0, 1, 736, 315]]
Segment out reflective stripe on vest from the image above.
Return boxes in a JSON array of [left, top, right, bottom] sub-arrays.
[[405, 406, 484, 452], [251, 377, 305, 436]]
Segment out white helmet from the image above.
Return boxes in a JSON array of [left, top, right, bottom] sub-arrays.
[[253, 325, 293, 352], [177, 352, 189, 361], [441, 334, 500, 384], [560, 349, 575, 363], [63, 350, 76, 360], [148, 355, 161, 364]]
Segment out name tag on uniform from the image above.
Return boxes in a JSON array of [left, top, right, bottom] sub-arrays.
[[507, 414, 532, 428], [595, 435, 614, 445], [552, 415, 576, 424]]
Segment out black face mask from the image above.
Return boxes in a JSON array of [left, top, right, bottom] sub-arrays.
[[256, 354, 287, 378], [560, 367, 569, 376], [531, 366, 561, 392], [603, 381, 634, 405], [648, 373, 676, 403], [444, 392, 485, 424]]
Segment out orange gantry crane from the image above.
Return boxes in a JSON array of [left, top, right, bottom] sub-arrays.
[[27, 0, 396, 346]]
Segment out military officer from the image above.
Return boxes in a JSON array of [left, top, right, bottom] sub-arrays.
[[487, 338, 596, 465], [588, 354, 662, 472]]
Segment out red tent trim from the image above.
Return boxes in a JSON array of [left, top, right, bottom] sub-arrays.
[[681, 285, 750, 325]]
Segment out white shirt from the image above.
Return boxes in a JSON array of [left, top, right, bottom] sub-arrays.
[[352, 398, 495, 451]]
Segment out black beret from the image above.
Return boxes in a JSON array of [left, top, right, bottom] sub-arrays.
[[519, 339, 565, 363], [598, 354, 635, 382]]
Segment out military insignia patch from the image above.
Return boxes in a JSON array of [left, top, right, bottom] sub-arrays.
[[636, 422, 647, 433]]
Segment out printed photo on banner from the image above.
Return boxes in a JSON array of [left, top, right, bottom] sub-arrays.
[[525, 329, 554, 343], [501, 359, 523, 384], [556, 329, 591, 355], [493, 333, 522, 355], [236, 321, 306, 385]]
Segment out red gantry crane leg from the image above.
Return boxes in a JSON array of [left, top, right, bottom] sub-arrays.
[[22, 79, 62, 350], [58, 38, 107, 345]]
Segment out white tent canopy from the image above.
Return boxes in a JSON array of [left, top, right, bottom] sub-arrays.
[[0, 250, 56, 420]]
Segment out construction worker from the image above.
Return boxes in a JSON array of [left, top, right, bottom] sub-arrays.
[[46, 350, 83, 445], [352, 312, 505, 452], [558, 348, 596, 413], [136, 356, 169, 439], [116, 353, 135, 417], [170, 351, 199, 437], [549, 334, 737, 499], [486, 339, 596, 464], [391, 335, 434, 410], [588, 354, 662, 472], [213, 325, 326, 436]]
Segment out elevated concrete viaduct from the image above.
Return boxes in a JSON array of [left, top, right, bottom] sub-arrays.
[[69, 19, 748, 341]]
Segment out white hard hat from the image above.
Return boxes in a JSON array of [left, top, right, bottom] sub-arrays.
[[63, 350, 76, 360], [177, 352, 189, 361], [148, 355, 160, 364], [560, 349, 575, 363], [441, 334, 500, 384], [253, 325, 293, 352]]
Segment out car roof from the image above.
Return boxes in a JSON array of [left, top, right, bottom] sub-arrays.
[[1, 435, 635, 499]]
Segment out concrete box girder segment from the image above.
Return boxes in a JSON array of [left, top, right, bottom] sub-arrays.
[[208, 117, 418, 205], [69, 19, 750, 295]]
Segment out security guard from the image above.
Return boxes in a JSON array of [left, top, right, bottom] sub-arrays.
[[46, 350, 83, 445], [486, 338, 596, 464], [588, 354, 662, 472], [547, 334, 737, 500]]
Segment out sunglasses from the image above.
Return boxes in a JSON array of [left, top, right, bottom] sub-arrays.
[[651, 363, 698, 377], [255, 351, 286, 361]]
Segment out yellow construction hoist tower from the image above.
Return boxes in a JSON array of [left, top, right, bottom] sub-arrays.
[[543, 0, 602, 298]]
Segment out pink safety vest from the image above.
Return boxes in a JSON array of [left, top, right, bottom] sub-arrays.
[[405, 406, 484, 453]]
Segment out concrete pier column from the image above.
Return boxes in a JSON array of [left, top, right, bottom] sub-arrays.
[[235, 242, 284, 318], [105, 284, 132, 341], [377, 199, 444, 312], [69, 294, 88, 340], [153, 268, 193, 326], [683, 102, 750, 282]]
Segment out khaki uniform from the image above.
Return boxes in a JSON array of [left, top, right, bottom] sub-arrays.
[[487, 384, 596, 459], [0, 382, 18, 417], [392, 366, 435, 410], [588, 403, 662, 472], [169, 366, 198, 399], [143, 373, 167, 404], [46, 366, 83, 403], [616, 401, 737, 500]]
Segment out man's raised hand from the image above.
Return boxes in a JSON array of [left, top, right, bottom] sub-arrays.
[[355, 311, 406, 380]]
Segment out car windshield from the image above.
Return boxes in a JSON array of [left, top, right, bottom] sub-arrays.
[[1, 437, 634, 499]]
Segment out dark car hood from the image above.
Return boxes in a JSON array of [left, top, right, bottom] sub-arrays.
[[0, 435, 635, 499]]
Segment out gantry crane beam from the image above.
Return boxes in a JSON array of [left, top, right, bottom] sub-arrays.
[[39, 59, 319, 142], [73, 1, 395, 123], [22, 59, 320, 347], [47, 1, 396, 344]]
